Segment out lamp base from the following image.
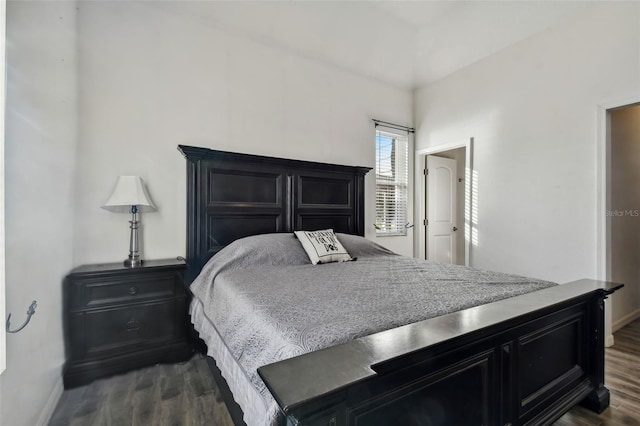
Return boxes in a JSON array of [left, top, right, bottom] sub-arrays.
[[125, 207, 143, 268], [124, 258, 143, 268]]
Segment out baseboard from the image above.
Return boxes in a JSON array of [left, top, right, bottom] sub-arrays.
[[605, 334, 615, 348], [35, 377, 63, 426], [612, 308, 640, 333]]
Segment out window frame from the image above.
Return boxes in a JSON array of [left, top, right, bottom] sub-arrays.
[[375, 128, 409, 237]]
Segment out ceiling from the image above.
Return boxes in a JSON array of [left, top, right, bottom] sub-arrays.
[[163, 1, 594, 90]]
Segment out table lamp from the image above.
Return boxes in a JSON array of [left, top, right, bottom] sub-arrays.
[[102, 176, 156, 267]]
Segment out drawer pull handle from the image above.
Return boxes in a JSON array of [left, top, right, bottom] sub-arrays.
[[126, 319, 141, 332], [129, 286, 138, 295]]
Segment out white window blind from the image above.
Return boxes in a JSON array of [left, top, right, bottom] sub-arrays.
[[375, 129, 408, 235]]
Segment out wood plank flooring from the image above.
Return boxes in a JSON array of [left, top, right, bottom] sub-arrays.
[[49, 355, 233, 426], [50, 320, 640, 425]]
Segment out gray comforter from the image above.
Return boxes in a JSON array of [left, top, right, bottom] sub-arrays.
[[190, 233, 556, 423]]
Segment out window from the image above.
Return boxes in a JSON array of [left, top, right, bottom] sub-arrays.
[[375, 129, 408, 235]]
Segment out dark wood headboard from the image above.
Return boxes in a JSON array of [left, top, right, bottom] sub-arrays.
[[178, 145, 371, 282]]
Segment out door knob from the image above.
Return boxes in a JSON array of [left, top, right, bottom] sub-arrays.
[[452, 226, 458, 232]]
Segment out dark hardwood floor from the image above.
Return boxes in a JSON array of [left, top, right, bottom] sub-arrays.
[[50, 320, 640, 425], [49, 355, 233, 426]]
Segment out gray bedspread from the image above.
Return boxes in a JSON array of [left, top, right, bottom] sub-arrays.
[[190, 233, 556, 425]]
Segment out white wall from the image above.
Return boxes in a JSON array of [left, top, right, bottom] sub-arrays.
[[415, 2, 640, 284], [1, 1, 78, 425], [609, 105, 640, 328], [73, 1, 414, 264]]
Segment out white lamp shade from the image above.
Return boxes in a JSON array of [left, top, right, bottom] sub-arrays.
[[102, 176, 156, 213]]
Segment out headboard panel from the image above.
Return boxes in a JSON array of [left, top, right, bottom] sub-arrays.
[[178, 145, 371, 282]]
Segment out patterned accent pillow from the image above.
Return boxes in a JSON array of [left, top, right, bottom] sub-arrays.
[[294, 229, 353, 265]]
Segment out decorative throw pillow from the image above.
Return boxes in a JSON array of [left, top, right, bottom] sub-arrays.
[[294, 229, 353, 265]]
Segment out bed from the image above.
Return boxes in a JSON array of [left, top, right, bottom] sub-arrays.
[[178, 145, 622, 426]]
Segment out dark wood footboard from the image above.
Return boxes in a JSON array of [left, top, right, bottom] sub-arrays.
[[258, 279, 621, 426]]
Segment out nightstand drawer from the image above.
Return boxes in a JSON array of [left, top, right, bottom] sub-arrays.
[[80, 272, 178, 308], [85, 301, 181, 355]]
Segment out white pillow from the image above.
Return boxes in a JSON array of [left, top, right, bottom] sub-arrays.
[[294, 229, 353, 265]]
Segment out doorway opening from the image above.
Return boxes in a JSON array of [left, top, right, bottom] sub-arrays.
[[416, 138, 473, 266], [597, 96, 640, 347], [605, 102, 640, 338]]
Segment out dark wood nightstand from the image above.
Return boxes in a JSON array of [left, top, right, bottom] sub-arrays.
[[62, 258, 193, 389]]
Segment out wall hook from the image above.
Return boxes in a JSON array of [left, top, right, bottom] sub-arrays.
[[6, 300, 37, 334]]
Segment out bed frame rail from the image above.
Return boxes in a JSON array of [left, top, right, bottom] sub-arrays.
[[258, 279, 622, 426]]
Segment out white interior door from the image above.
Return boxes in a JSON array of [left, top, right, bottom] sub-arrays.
[[426, 155, 457, 264]]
